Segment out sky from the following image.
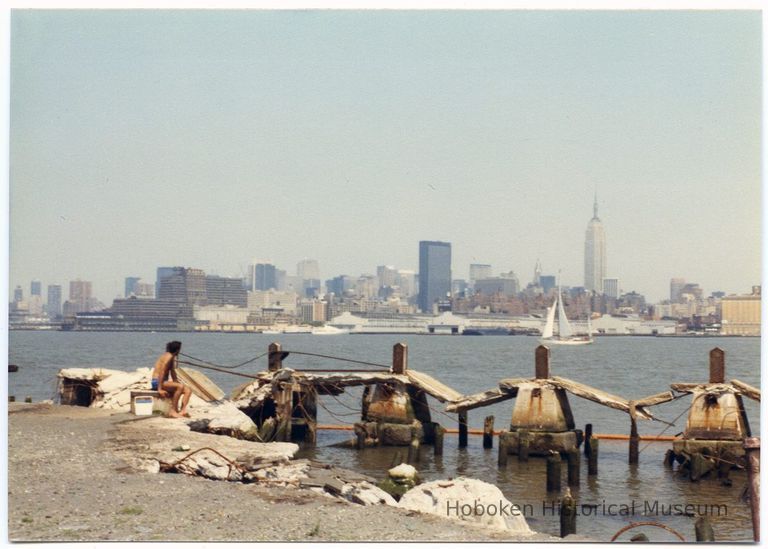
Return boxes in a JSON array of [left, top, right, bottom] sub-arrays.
[[8, 9, 762, 304]]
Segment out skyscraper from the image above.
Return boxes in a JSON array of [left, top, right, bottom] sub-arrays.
[[670, 278, 686, 303], [418, 241, 451, 313], [469, 264, 492, 285], [125, 276, 141, 297], [584, 196, 606, 294], [47, 284, 62, 318], [603, 277, 620, 299], [30, 280, 41, 296], [248, 262, 277, 291], [297, 259, 320, 281]]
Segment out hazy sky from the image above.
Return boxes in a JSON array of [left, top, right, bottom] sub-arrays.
[[9, 10, 762, 303]]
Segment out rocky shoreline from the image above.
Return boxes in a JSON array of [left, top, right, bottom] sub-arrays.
[[9, 403, 566, 542]]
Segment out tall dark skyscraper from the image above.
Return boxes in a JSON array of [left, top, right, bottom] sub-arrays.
[[418, 241, 452, 313], [249, 263, 277, 291]]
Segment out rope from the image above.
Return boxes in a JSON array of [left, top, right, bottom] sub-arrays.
[[177, 360, 262, 380], [280, 350, 391, 370], [178, 351, 269, 370]]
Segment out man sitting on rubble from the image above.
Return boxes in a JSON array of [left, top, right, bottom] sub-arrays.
[[152, 341, 192, 418]]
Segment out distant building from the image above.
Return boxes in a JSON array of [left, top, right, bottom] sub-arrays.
[[156, 267, 177, 294], [670, 278, 686, 303], [13, 286, 22, 303], [418, 241, 451, 313], [326, 275, 354, 297], [30, 280, 41, 297], [205, 275, 247, 307], [469, 264, 492, 286], [47, 284, 62, 318], [584, 196, 606, 293], [134, 282, 155, 298], [248, 263, 277, 291], [377, 265, 398, 288], [297, 259, 320, 281], [300, 300, 328, 323], [532, 259, 542, 286], [396, 270, 417, 297], [451, 279, 468, 298], [540, 275, 556, 294], [247, 290, 299, 316], [157, 267, 207, 306], [721, 286, 761, 336], [603, 277, 620, 299], [474, 277, 519, 297], [124, 277, 141, 297]]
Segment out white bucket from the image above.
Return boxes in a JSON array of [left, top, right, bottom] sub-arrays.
[[133, 396, 154, 416]]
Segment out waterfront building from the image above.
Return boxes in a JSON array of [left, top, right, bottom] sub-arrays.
[[418, 240, 452, 313], [194, 304, 249, 325], [469, 264, 492, 286], [124, 277, 141, 297], [300, 299, 328, 323], [584, 196, 606, 294], [74, 297, 194, 331], [30, 280, 41, 297], [297, 259, 320, 281], [603, 277, 620, 299], [247, 290, 299, 316], [670, 277, 686, 303], [721, 286, 761, 336], [47, 284, 62, 318], [205, 275, 247, 307]]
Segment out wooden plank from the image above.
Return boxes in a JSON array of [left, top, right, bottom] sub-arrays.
[[549, 376, 653, 420], [634, 391, 677, 408], [177, 367, 225, 401], [405, 370, 462, 403], [445, 388, 517, 412], [731, 379, 761, 402]]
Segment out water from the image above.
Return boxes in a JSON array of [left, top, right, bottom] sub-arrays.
[[9, 332, 760, 541]]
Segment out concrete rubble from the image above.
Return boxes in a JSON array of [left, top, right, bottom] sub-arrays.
[[398, 477, 533, 534]]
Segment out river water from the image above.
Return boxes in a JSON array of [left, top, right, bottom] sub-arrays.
[[8, 331, 761, 541]]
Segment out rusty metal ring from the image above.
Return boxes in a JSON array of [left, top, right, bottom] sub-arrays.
[[610, 521, 686, 542]]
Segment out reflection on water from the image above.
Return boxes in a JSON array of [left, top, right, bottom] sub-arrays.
[[9, 332, 760, 541]]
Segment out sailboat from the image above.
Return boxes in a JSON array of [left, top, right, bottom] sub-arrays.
[[539, 286, 593, 346]]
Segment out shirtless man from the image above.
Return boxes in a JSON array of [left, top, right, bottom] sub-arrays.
[[152, 341, 191, 418]]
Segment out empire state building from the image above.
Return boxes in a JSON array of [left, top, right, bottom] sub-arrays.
[[584, 196, 606, 294]]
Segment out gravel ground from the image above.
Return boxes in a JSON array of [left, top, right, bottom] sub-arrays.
[[8, 403, 564, 542]]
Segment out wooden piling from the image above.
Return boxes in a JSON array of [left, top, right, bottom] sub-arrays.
[[566, 448, 580, 487], [663, 449, 675, 467], [535, 345, 550, 379], [354, 424, 366, 450], [392, 343, 408, 374], [695, 516, 715, 542], [24, 396, 31, 403], [9, 396, 14, 403], [268, 342, 283, 372], [483, 416, 494, 449], [587, 437, 598, 476], [407, 431, 420, 464], [546, 452, 561, 492], [709, 347, 725, 383], [498, 431, 509, 466], [584, 423, 593, 457], [744, 437, 760, 542], [274, 381, 294, 442], [458, 410, 468, 448], [433, 424, 445, 457], [628, 406, 639, 465], [518, 429, 530, 462], [560, 489, 577, 537], [690, 453, 714, 482]]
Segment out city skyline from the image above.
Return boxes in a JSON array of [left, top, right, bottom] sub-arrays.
[[9, 10, 761, 303]]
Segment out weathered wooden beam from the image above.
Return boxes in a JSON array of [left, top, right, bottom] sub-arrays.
[[634, 390, 677, 408], [392, 343, 408, 375], [710, 348, 725, 383], [535, 345, 550, 379], [268, 342, 283, 372], [445, 388, 517, 413], [405, 370, 462, 403], [731, 379, 761, 402], [498, 378, 533, 393], [549, 376, 653, 420]]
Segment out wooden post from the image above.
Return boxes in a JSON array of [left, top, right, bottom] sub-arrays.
[[483, 416, 494, 449], [535, 345, 550, 379], [268, 342, 283, 372], [392, 343, 408, 374], [458, 410, 468, 448], [560, 488, 577, 537], [566, 448, 580, 487], [354, 424, 366, 449], [274, 381, 294, 442], [629, 403, 639, 465], [518, 429, 530, 462], [744, 437, 760, 542], [24, 396, 31, 403], [695, 516, 715, 542], [709, 347, 725, 383], [587, 437, 598, 476], [546, 452, 561, 492], [433, 424, 445, 457], [9, 396, 15, 403], [584, 423, 593, 457], [498, 431, 509, 466], [407, 430, 420, 464], [664, 449, 675, 467]]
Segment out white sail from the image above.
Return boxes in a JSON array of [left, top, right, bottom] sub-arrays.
[[541, 298, 556, 339], [557, 291, 573, 338]]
